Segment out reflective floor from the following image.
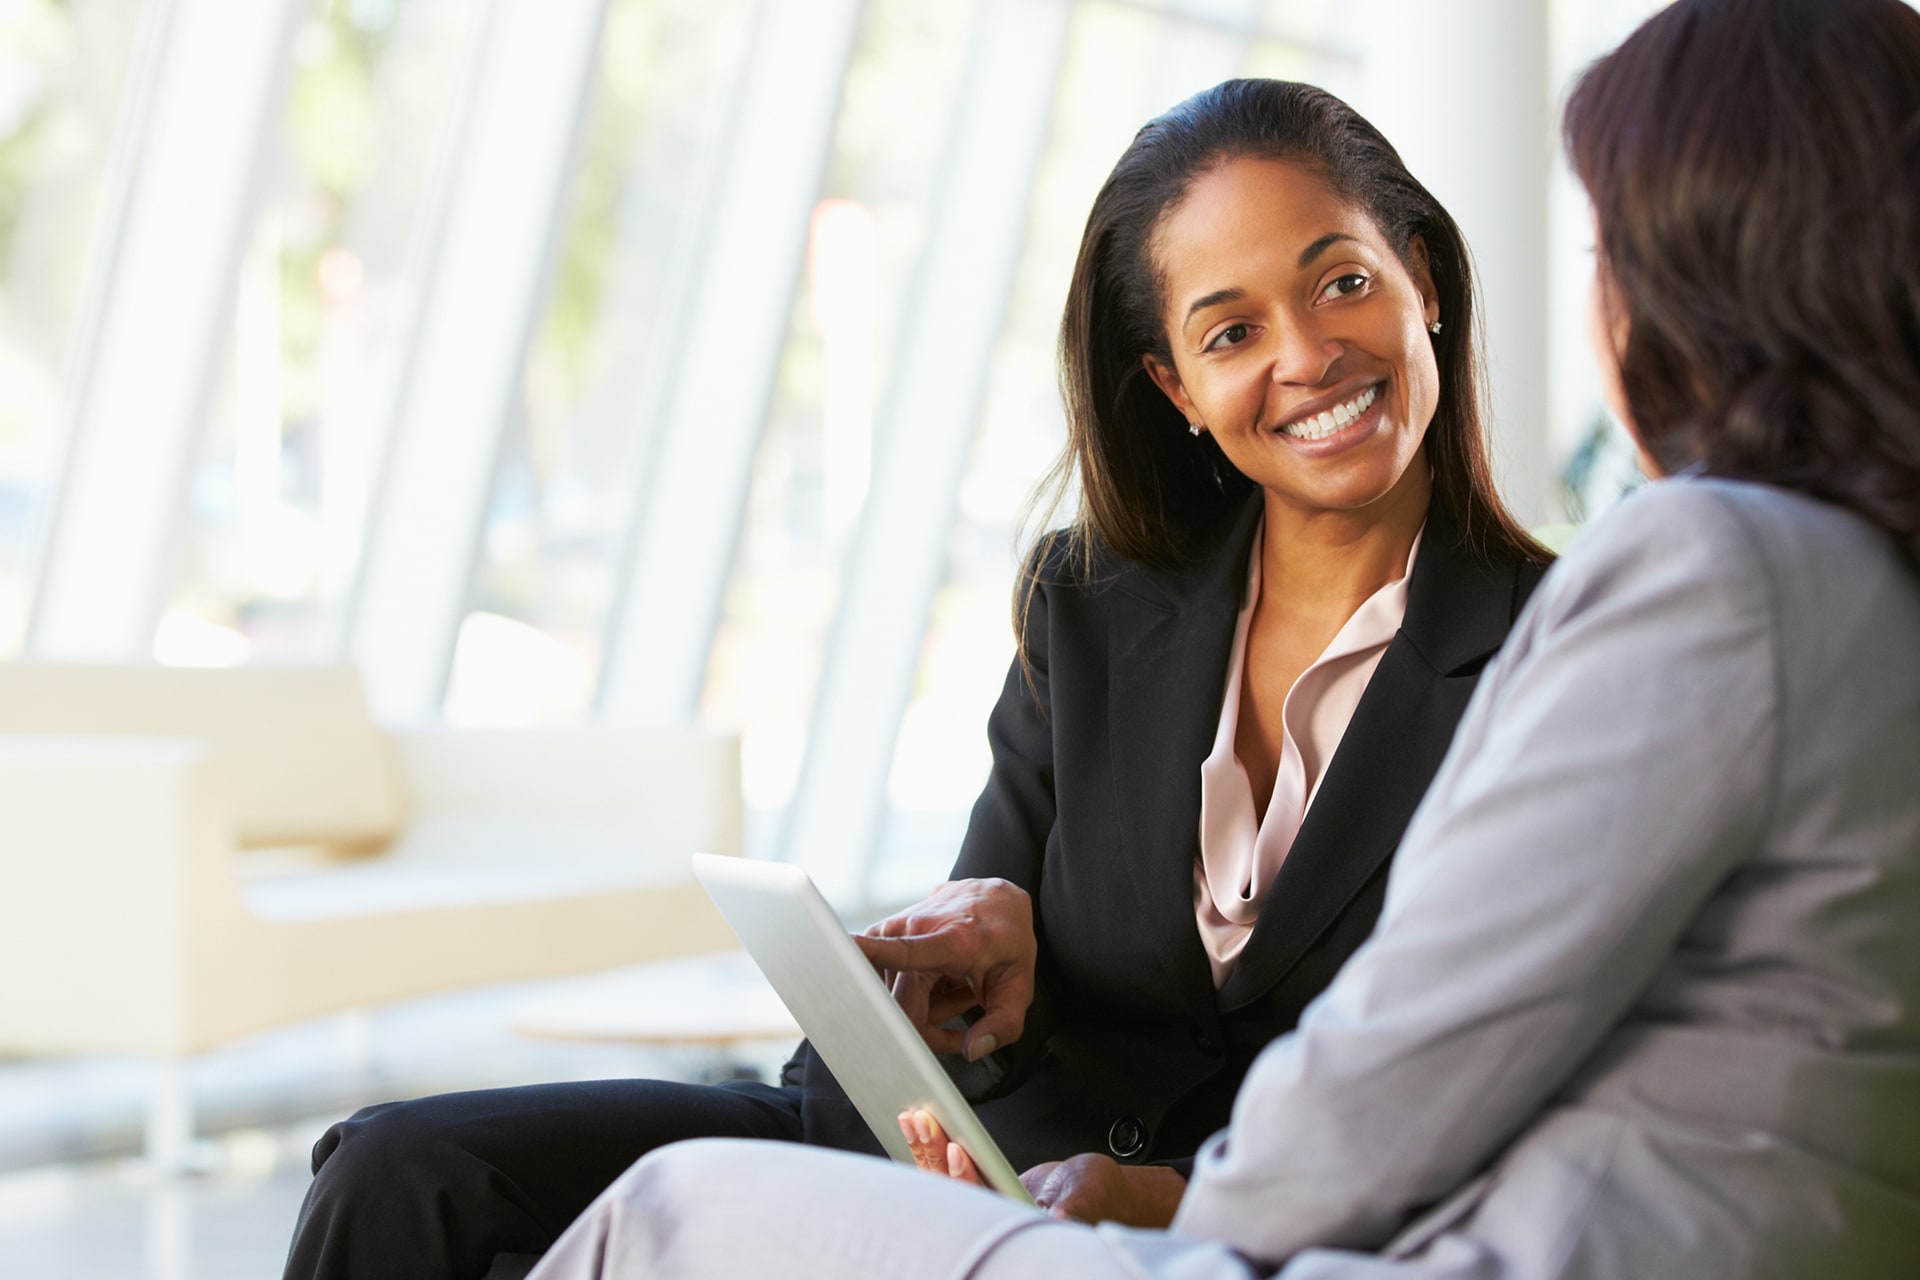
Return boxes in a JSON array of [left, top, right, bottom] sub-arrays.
[[0, 1129, 319, 1280], [0, 973, 793, 1280]]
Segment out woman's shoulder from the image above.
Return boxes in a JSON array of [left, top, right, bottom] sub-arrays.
[[1024, 494, 1263, 606], [1537, 478, 1765, 607], [1018, 524, 1191, 601], [1569, 476, 1888, 575], [1538, 476, 1919, 657], [1016, 537, 1157, 641]]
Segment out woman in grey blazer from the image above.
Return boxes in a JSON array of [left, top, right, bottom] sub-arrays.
[[523, 0, 1920, 1275]]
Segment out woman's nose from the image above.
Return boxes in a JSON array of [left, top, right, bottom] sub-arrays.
[[1267, 319, 1340, 387]]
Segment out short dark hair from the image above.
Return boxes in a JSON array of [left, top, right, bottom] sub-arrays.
[[1029, 78, 1547, 590], [1565, 0, 1920, 558]]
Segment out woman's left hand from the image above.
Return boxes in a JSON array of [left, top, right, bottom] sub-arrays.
[[899, 1109, 1186, 1228], [1021, 1154, 1186, 1227]]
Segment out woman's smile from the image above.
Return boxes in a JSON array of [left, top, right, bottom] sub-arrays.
[[1271, 381, 1383, 449], [1141, 156, 1440, 521]]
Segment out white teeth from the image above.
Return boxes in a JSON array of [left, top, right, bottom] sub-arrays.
[[1281, 385, 1377, 441]]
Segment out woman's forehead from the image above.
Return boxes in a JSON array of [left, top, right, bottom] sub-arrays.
[[1152, 157, 1389, 289]]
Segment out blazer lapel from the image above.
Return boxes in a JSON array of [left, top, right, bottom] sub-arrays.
[[1105, 496, 1263, 1016], [1216, 498, 1524, 1013]]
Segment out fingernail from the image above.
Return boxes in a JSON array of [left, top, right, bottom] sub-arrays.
[[898, 1112, 914, 1141], [966, 1034, 998, 1062], [947, 1142, 963, 1175], [916, 1113, 934, 1144]]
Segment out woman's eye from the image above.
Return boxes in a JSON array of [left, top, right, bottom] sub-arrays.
[[1319, 273, 1368, 301], [1206, 323, 1251, 352]]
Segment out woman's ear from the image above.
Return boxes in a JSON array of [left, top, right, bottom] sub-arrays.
[[1407, 235, 1440, 330], [1142, 352, 1199, 426], [1586, 257, 1661, 476]]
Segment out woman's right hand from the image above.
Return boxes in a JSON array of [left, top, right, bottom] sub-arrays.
[[854, 878, 1036, 1062], [899, 1110, 1186, 1228]]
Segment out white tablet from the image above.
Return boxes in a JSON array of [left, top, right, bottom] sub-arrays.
[[690, 853, 1034, 1204]]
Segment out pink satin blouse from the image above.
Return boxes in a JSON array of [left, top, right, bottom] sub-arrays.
[[1193, 518, 1423, 987]]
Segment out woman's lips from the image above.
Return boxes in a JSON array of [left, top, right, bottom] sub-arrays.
[[1278, 383, 1380, 441]]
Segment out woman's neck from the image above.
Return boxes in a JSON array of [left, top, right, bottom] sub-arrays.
[[1258, 466, 1432, 621]]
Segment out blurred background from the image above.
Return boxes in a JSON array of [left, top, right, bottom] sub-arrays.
[[0, 0, 1683, 1274]]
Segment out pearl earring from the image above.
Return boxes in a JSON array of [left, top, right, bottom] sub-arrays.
[[1189, 422, 1204, 437], [1428, 320, 1443, 335]]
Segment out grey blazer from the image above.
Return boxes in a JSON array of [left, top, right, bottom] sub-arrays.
[[525, 476, 1920, 1280], [1152, 476, 1920, 1277]]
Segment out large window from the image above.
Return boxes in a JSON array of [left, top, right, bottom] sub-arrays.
[[699, 0, 978, 823], [0, 0, 149, 656], [160, 0, 488, 666], [446, 0, 756, 727]]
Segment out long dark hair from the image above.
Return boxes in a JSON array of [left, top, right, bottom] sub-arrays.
[[1022, 79, 1547, 632], [1565, 0, 1920, 558]]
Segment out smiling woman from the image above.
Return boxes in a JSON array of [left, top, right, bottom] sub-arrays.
[[827, 79, 1556, 1212], [1144, 158, 1438, 526]]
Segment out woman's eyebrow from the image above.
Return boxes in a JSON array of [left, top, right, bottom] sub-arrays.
[[1183, 286, 1246, 327], [1298, 231, 1359, 268]]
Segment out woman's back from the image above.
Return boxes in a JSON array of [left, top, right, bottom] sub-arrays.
[[1541, 479, 1920, 1274], [1616, 480, 1920, 1057], [1170, 475, 1920, 1277]]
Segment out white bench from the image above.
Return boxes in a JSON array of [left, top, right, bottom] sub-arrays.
[[0, 663, 742, 1167]]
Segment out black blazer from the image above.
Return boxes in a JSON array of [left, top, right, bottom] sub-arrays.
[[785, 492, 1546, 1174]]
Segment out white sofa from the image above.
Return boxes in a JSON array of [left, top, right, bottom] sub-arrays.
[[0, 663, 742, 1163]]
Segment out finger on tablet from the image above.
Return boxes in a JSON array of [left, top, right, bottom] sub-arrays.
[[946, 1141, 985, 1186], [852, 932, 906, 974], [899, 1111, 945, 1174], [851, 928, 976, 976], [909, 1109, 957, 1169]]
